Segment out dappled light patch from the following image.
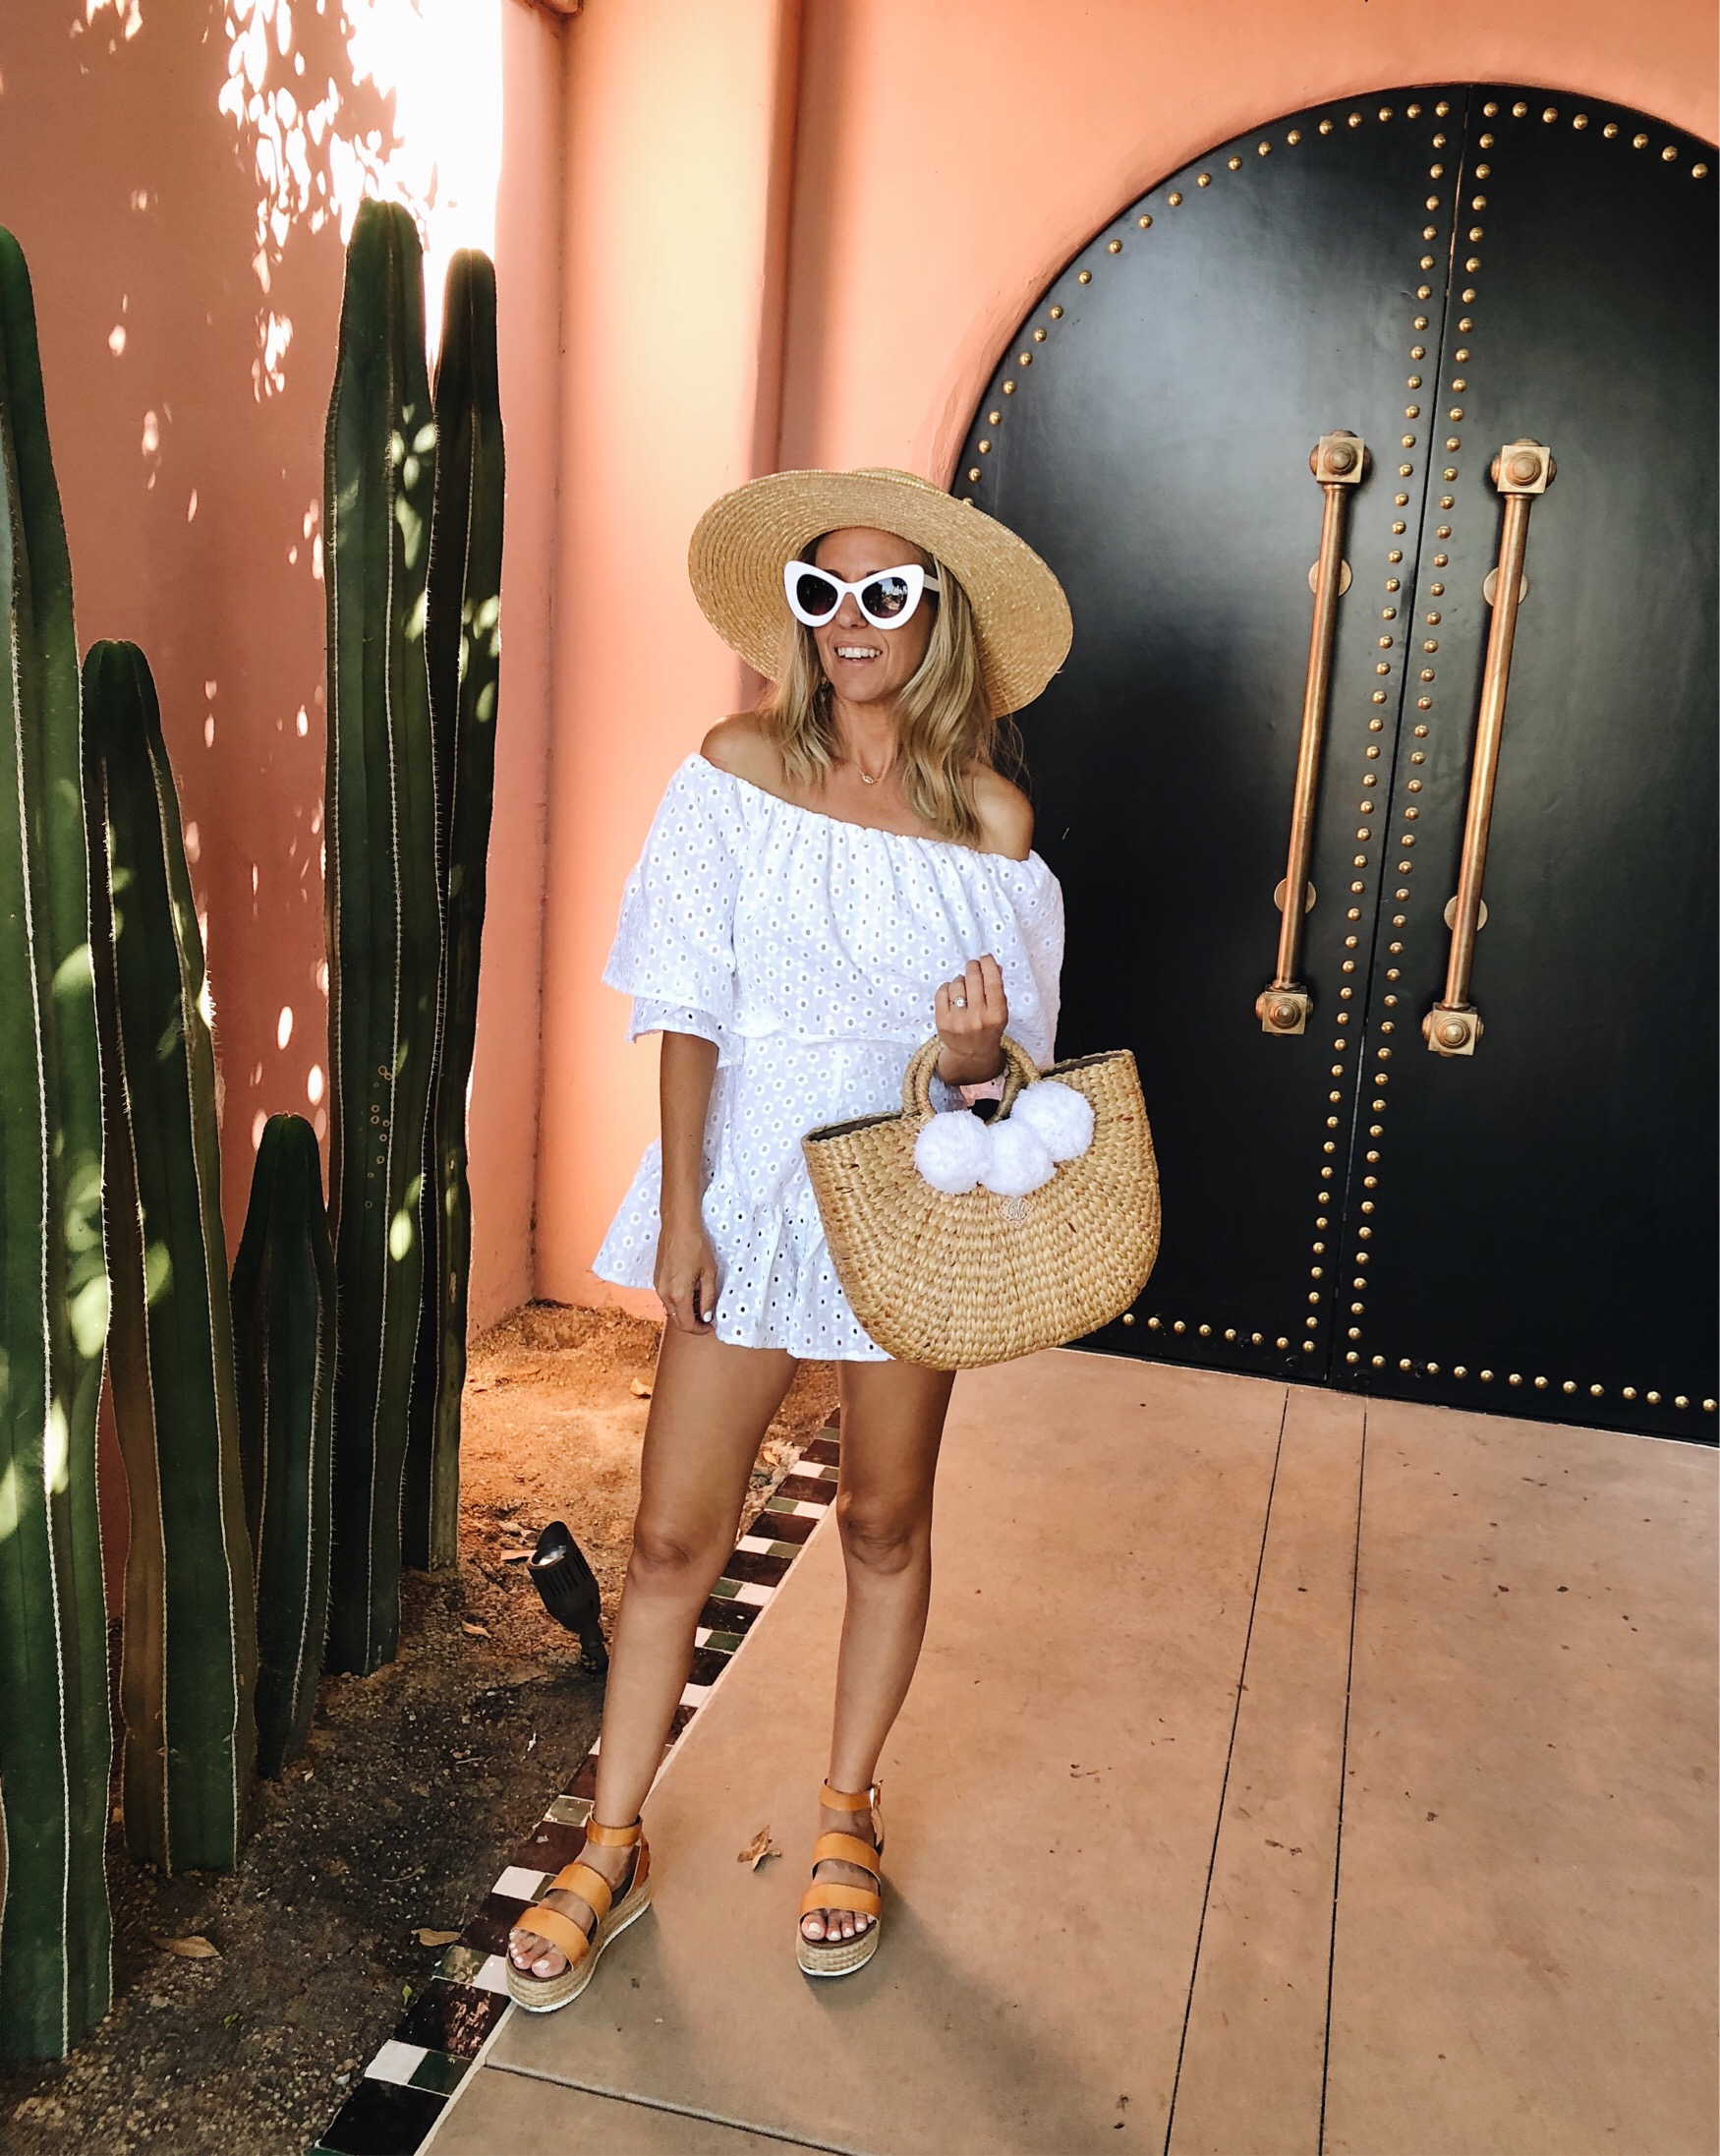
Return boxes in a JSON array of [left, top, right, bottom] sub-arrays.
[[82, 0, 144, 40], [216, 0, 503, 391]]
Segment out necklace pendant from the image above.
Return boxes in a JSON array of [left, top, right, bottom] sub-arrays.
[[860, 771, 877, 785]]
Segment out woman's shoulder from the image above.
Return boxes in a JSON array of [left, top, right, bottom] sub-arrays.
[[968, 767, 1035, 862], [695, 719, 1037, 863], [700, 714, 788, 795]]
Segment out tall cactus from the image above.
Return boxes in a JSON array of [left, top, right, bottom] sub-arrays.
[[0, 227, 112, 2061], [232, 1114, 336, 1777], [84, 638, 257, 1873], [322, 200, 442, 1674], [403, 249, 505, 1572]]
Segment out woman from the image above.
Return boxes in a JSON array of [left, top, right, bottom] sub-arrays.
[[506, 467, 1071, 2006]]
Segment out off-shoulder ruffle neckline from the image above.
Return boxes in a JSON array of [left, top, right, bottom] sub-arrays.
[[689, 753, 1050, 872]]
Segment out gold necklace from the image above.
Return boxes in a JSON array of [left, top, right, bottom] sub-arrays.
[[852, 750, 892, 787]]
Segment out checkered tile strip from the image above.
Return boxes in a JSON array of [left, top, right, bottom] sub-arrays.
[[308, 1420, 841, 2156]]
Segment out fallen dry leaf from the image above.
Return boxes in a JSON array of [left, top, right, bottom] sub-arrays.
[[157, 1935, 220, 1959], [461, 1621, 490, 1638], [737, 1826, 780, 1871], [414, 1928, 461, 1948], [500, 1548, 533, 1563], [628, 1376, 653, 1398]]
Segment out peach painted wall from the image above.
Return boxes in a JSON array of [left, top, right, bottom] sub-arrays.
[[535, 0, 801, 1311], [538, 0, 1716, 1307], [0, 1, 566, 1593], [470, 6, 565, 1334], [0, 0, 562, 1340], [776, 0, 1717, 481]]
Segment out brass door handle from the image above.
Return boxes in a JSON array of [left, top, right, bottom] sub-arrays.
[[1257, 432, 1367, 1035], [1423, 439, 1556, 1056]]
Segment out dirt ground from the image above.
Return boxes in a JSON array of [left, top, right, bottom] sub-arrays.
[[1, 1304, 837, 2156]]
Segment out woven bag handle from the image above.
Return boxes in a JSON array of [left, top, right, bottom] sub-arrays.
[[901, 1033, 1041, 1120]]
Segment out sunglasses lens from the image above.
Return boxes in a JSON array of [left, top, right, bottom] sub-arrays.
[[791, 569, 840, 619], [860, 574, 913, 621]]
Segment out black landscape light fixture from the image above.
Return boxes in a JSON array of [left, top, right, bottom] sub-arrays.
[[528, 1521, 609, 1673]]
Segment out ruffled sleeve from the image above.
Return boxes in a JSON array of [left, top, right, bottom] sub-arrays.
[[602, 756, 746, 1063]]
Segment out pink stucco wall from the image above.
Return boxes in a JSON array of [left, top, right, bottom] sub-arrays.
[[533, 0, 802, 1315], [470, 6, 564, 1335], [536, 0, 1717, 1311], [0, 0, 565, 1592], [0, 0, 562, 1340]]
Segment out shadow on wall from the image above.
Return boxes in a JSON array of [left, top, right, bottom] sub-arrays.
[[0, 0, 504, 1593]]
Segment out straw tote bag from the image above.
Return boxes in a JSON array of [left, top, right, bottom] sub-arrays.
[[802, 1035, 1159, 1369]]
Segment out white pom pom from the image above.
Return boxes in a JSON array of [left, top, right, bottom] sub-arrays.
[[978, 1118, 1055, 1197], [1009, 1078, 1095, 1162], [913, 1109, 993, 1195]]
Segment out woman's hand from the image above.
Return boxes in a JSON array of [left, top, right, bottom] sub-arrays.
[[934, 953, 1008, 1084], [655, 1216, 718, 1334], [656, 1030, 720, 1334]]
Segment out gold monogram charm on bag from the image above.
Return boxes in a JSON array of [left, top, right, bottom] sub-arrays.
[[801, 1035, 1160, 1369]]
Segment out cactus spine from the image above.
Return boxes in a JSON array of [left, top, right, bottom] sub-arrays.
[[403, 249, 504, 1572], [84, 638, 258, 1873], [232, 1114, 335, 1777], [322, 201, 442, 1674], [0, 226, 112, 2062]]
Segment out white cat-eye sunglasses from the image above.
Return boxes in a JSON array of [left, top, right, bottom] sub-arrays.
[[782, 559, 942, 631]]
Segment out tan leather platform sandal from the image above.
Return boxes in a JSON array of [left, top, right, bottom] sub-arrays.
[[506, 1818, 652, 2011], [796, 1781, 884, 1978]]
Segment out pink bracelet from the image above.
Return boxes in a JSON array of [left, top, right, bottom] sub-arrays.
[[956, 1073, 1006, 1105]]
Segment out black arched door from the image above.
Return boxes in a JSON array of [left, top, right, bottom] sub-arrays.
[[959, 88, 1717, 1440]]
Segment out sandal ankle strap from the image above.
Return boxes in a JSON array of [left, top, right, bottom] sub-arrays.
[[820, 1779, 878, 1812], [584, 1816, 644, 1846]]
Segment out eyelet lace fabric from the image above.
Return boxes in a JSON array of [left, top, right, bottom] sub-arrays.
[[592, 753, 1065, 1359]]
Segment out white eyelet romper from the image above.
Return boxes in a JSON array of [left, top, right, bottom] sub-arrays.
[[592, 753, 1066, 1360]]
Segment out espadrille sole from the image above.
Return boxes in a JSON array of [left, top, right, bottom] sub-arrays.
[[506, 1879, 653, 2012], [797, 1785, 884, 1979], [796, 1918, 881, 1979]]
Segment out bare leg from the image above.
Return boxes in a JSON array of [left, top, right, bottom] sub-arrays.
[[508, 1323, 796, 1978], [801, 1358, 956, 1945]]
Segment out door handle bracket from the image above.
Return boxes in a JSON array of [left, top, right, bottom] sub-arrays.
[[1257, 431, 1368, 1036], [1424, 439, 1556, 1057]]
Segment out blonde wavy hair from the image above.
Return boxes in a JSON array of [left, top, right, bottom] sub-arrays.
[[759, 542, 1018, 845]]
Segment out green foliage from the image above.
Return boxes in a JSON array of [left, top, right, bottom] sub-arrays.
[[84, 637, 258, 1875], [321, 200, 442, 1673], [0, 224, 113, 2062], [404, 248, 505, 1572], [232, 1114, 335, 1778]]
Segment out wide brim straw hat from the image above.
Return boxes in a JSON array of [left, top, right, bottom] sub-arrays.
[[688, 467, 1072, 719]]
